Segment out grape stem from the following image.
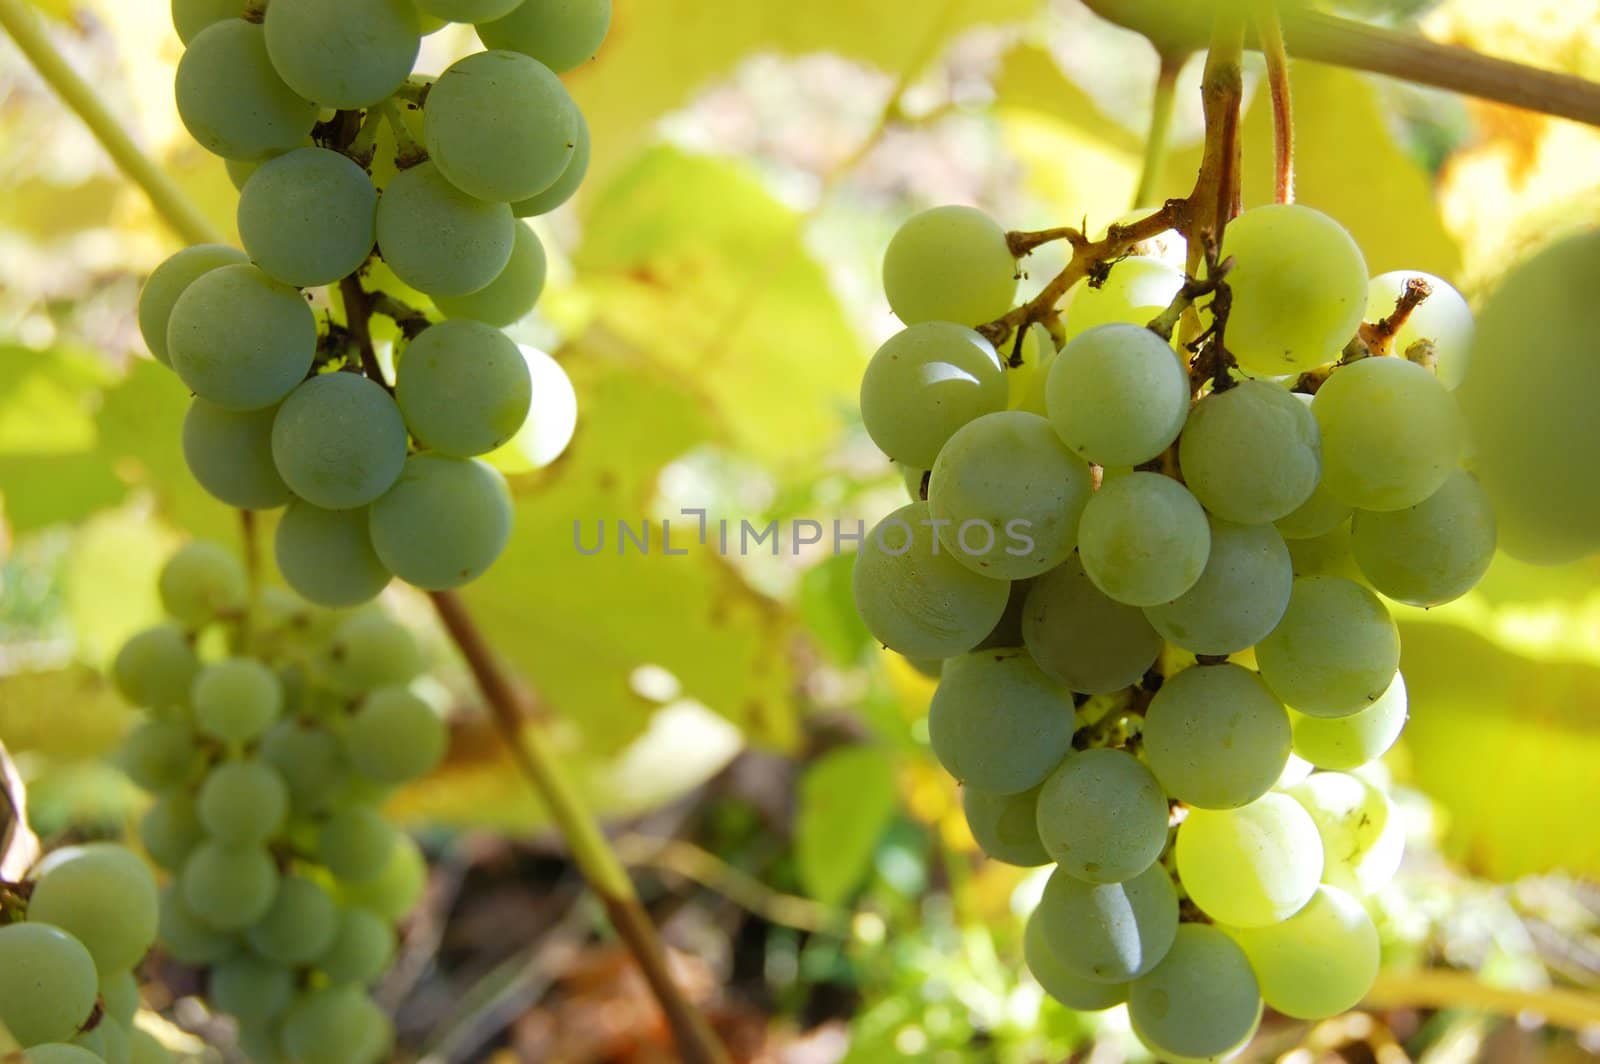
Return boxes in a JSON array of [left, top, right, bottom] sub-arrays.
[[1365, 969, 1600, 1031], [378, 100, 427, 170], [1133, 49, 1186, 209], [1257, 2, 1294, 205], [369, 293, 432, 340], [337, 277, 396, 394]]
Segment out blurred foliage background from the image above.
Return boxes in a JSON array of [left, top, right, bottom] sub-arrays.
[[1, 0, 1599, 1060]]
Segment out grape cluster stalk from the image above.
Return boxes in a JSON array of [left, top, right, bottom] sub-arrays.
[[853, 195, 1498, 1060]]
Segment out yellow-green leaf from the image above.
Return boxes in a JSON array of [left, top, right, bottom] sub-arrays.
[[797, 745, 899, 904]]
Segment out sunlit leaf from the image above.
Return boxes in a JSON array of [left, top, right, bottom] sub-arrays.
[[796, 745, 898, 904]]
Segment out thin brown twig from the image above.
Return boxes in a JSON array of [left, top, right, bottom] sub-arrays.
[[338, 276, 395, 393], [1257, 2, 1294, 204]]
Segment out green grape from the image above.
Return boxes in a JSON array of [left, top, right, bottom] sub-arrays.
[[927, 412, 1094, 580], [118, 719, 198, 791], [138, 244, 248, 366], [235, 1022, 287, 1064], [174, 20, 318, 160], [1144, 518, 1293, 656], [1291, 671, 1406, 771], [275, 502, 392, 608], [897, 463, 927, 501], [1046, 323, 1188, 467], [1286, 771, 1403, 895], [336, 834, 426, 920], [197, 760, 290, 842], [347, 687, 447, 783], [98, 1019, 133, 1064], [395, 320, 532, 456], [1027, 864, 1178, 984], [238, 148, 378, 287], [172, 0, 238, 44], [261, 720, 349, 813], [141, 790, 204, 871], [859, 321, 1008, 468], [1004, 322, 1055, 412], [369, 455, 515, 589], [326, 611, 423, 692], [316, 907, 396, 984], [511, 112, 589, 217], [1176, 794, 1323, 927], [478, 0, 611, 72], [1220, 203, 1368, 376], [1351, 469, 1496, 607], [416, 0, 521, 19], [1285, 521, 1364, 582], [1022, 552, 1162, 694], [375, 162, 515, 297], [246, 874, 339, 965], [425, 51, 578, 203], [191, 657, 282, 743], [1128, 924, 1263, 1064], [1314, 356, 1465, 512], [1366, 270, 1473, 388], [24, 1045, 103, 1064], [1255, 576, 1400, 718], [128, 1028, 173, 1064], [167, 263, 318, 411], [159, 540, 249, 628], [1077, 472, 1211, 607], [1179, 380, 1321, 525], [432, 223, 546, 326], [209, 953, 294, 1025], [1023, 914, 1128, 1011], [156, 885, 233, 963], [26, 844, 159, 975], [1062, 255, 1184, 340], [881, 205, 1017, 327], [263, 0, 420, 108], [0, 923, 99, 1046], [112, 623, 198, 712], [100, 969, 140, 1026], [182, 399, 293, 510], [1229, 884, 1378, 1020], [1035, 748, 1169, 882], [181, 841, 280, 930], [961, 784, 1049, 867], [927, 648, 1074, 795], [1143, 664, 1290, 810], [226, 155, 261, 191], [1275, 407, 1353, 541], [860, 504, 1009, 660], [319, 806, 399, 883], [271, 373, 409, 510], [281, 985, 389, 1064], [71, 1015, 125, 1064]]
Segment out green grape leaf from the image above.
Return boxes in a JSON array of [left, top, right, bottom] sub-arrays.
[[797, 745, 898, 905], [62, 506, 181, 669], [798, 550, 874, 666], [0, 667, 133, 761]]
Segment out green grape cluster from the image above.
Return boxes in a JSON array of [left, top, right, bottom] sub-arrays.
[[142, 0, 611, 603], [111, 542, 445, 1064], [856, 202, 1497, 1061]]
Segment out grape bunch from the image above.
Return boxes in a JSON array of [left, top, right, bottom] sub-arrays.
[[140, 0, 611, 605], [112, 541, 444, 1064], [855, 202, 1494, 1061], [0, 841, 169, 1062]]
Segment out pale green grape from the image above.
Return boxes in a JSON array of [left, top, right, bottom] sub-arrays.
[[376, 162, 515, 297], [100, 969, 140, 1026], [1287, 771, 1403, 895], [1027, 864, 1178, 983], [263, 0, 420, 108], [139, 244, 248, 366], [281, 985, 390, 1064], [1144, 664, 1290, 810], [175, 20, 318, 160], [198, 760, 289, 842], [69, 1016, 127, 1064], [881, 205, 1016, 327], [396, 320, 532, 456], [167, 263, 318, 411], [1256, 576, 1400, 718], [1047, 323, 1189, 466], [477, 0, 612, 73], [898, 463, 927, 501], [159, 540, 249, 627], [859, 322, 1007, 468], [272, 373, 409, 510], [129, 1028, 172, 1064], [1005, 322, 1055, 412], [417, 0, 520, 19], [275, 502, 392, 608], [172, 0, 238, 44], [1221, 203, 1368, 375], [1128, 924, 1263, 1064], [1145, 518, 1292, 656], [261, 720, 349, 813], [192, 657, 282, 743], [239, 148, 378, 287], [369, 455, 514, 589], [1285, 521, 1363, 582], [183, 399, 293, 510], [141, 790, 204, 871], [1366, 270, 1473, 388], [1351, 469, 1496, 607], [433, 222, 546, 326], [181, 840, 279, 929], [1023, 914, 1128, 1011], [1180, 380, 1321, 524], [316, 907, 397, 984], [24, 1045, 102, 1064], [1062, 255, 1184, 339], [484, 345, 577, 471], [319, 806, 399, 882], [1276, 463, 1353, 541], [425, 50, 579, 203], [511, 112, 589, 217], [26, 844, 159, 974], [1176, 794, 1324, 927], [0, 924, 98, 1045], [927, 648, 1074, 795], [112, 623, 198, 712], [1022, 552, 1162, 694], [247, 875, 339, 965], [1313, 356, 1465, 512], [927, 412, 1094, 580], [961, 784, 1049, 867], [347, 687, 447, 783], [1229, 884, 1378, 1019], [209, 953, 294, 1025], [1078, 472, 1211, 607], [1291, 672, 1406, 771], [234, 1023, 286, 1064], [337, 834, 426, 920], [156, 885, 233, 963], [1035, 748, 1169, 882], [119, 720, 197, 791], [326, 611, 423, 692], [226, 155, 261, 191]]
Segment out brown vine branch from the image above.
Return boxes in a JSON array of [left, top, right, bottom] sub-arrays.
[[1360, 275, 1431, 357], [1257, 3, 1294, 204], [337, 276, 395, 393]]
